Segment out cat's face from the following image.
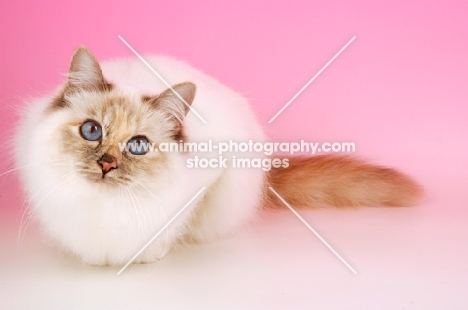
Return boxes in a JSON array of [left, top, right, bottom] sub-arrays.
[[48, 47, 195, 187]]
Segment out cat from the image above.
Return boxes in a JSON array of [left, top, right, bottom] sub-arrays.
[[13, 47, 422, 266]]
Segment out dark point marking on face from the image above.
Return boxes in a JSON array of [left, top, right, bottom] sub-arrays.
[[141, 95, 154, 103], [95, 82, 114, 93], [172, 127, 187, 142], [49, 89, 68, 110], [48, 83, 114, 112]]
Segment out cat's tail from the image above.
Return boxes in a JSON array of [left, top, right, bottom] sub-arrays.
[[266, 155, 423, 208]]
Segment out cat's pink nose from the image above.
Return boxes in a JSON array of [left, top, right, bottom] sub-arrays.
[[99, 153, 118, 175]]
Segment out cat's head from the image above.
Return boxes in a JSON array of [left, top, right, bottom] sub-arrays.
[[46, 46, 195, 186]]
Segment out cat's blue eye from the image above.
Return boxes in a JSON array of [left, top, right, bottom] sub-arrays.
[[80, 120, 102, 141], [127, 136, 150, 155]]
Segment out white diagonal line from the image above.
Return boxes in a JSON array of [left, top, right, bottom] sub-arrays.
[[268, 36, 356, 123], [268, 186, 357, 274], [117, 187, 206, 275], [118, 35, 207, 124]]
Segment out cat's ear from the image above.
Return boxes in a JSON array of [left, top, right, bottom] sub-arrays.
[[66, 46, 111, 92], [151, 82, 196, 120], [148, 82, 196, 138]]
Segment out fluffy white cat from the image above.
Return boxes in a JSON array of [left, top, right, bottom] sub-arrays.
[[14, 47, 421, 266]]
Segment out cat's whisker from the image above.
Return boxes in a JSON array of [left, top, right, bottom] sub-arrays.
[[18, 173, 62, 249], [18, 173, 70, 250], [116, 187, 131, 261], [56, 171, 80, 218], [134, 182, 169, 251], [134, 182, 171, 258], [123, 186, 144, 247], [0, 159, 72, 179], [135, 182, 167, 225], [129, 187, 149, 233], [134, 183, 163, 214], [19, 169, 71, 215], [118, 186, 142, 263], [129, 187, 151, 258], [17, 170, 73, 250], [60, 182, 80, 209], [34, 175, 84, 252], [22, 174, 74, 242], [135, 191, 170, 265]]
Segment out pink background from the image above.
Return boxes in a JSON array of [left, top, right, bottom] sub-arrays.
[[1, 0, 467, 308]]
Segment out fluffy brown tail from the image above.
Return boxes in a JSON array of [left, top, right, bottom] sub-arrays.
[[267, 155, 423, 208]]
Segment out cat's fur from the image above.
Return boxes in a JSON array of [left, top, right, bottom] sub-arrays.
[[14, 47, 422, 266]]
